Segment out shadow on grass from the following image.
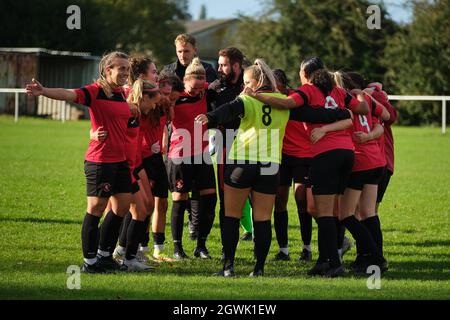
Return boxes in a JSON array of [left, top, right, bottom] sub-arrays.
[[0, 216, 80, 225], [387, 240, 450, 247], [371, 260, 450, 281]]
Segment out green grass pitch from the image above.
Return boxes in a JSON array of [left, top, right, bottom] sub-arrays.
[[0, 116, 449, 299]]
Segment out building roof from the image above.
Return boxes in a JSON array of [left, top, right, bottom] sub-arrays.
[[0, 48, 99, 59], [185, 19, 239, 35]]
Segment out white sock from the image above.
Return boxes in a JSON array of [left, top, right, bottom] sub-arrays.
[[154, 244, 164, 252], [116, 246, 126, 255], [303, 245, 311, 252], [280, 247, 289, 255], [139, 246, 149, 253], [84, 257, 97, 265], [97, 249, 110, 258]]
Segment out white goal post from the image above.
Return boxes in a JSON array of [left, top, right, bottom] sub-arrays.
[[388, 95, 449, 134]]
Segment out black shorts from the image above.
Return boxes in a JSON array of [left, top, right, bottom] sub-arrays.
[[131, 181, 140, 194], [279, 154, 311, 187], [142, 154, 169, 198], [84, 161, 131, 198], [377, 167, 393, 203], [310, 149, 354, 195], [167, 154, 216, 193], [133, 164, 144, 181], [225, 161, 280, 195], [347, 166, 385, 191]]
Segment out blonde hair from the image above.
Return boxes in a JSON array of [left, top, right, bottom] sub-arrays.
[[244, 59, 279, 92], [332, 71, 356, 90], [96, 51, 129, 97], [127, 79, 159, 106], [184, 57, 206, 80], [175, 33, 196, 47]]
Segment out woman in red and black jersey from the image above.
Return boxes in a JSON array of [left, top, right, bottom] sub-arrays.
[[338, 72, 391, 272], [26, 52, 135, 273], [244, 57, 379, 277], [118, 80, 161, 271], [271, 68, 315, 263], [139, 72, 183, 262], [167, 58, 217, 260]]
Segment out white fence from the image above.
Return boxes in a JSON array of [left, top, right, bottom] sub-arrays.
[[0, 88, 76, 123], [0, 89, 449, 134]]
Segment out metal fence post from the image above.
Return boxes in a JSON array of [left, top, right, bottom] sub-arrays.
[[14, 92, 19, 123], [61, 101, 66, 123], [443, 99, 447, 135]]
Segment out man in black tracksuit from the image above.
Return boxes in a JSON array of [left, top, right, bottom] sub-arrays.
[[206, 47, 246, 258]]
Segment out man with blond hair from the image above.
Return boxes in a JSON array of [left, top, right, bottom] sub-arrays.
[[162, 33, 217, 83]]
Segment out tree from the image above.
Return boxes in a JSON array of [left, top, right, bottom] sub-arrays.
[[0, 0, 189, 64], [383, 0, 450, 125], [236, 0, 398, 88], [199, 4, 207, 20]]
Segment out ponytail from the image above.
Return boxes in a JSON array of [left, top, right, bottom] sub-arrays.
[[244, 59, 279, 92], [310, 69, 334, 97], [333, 71, 356, 90], [127, 79, 159, 113], [300, 56, 324, 80], [254, 59, 279, 92]]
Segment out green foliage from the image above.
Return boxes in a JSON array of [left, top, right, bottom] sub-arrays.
[[0, 0, 189, 64], [0, 116, 449, 299], [383, 0, 450, 125], [236, 0, 398, 87]]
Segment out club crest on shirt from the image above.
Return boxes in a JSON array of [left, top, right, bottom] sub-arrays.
[[102, 183, 112, 193], [175, 179, 184, 190]]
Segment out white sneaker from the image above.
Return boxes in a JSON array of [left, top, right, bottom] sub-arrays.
[[122, 259, 154, 272], [112, 246, 126, 262], [153, 248, 175, 262]]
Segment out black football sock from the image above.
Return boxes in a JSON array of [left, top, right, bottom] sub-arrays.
[[316, 217, 340, 267], [125, 219, 145, 260], [342, 215, 382, 259], [171, 200, 187, 253], [98, 211, 124, 255], [81, 213, 101, 261], [152, 232, 166, 246], [141, 215, 151, 247], [274, 211, 288, 249], [197, 194, 217, 249], [362, 216, 384, 256], [335, 217, 345, 249], [118, 212, 132, 248], [253, 220, 272, 272], [222, 216, 240, 269], [298, 210, 312, 246]]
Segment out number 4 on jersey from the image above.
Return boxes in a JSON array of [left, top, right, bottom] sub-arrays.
[[325, 96, 338, 109], [359, 115, 371, 132]]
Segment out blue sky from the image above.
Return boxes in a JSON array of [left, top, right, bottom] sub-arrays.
[[188, 0, 413, 23]]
